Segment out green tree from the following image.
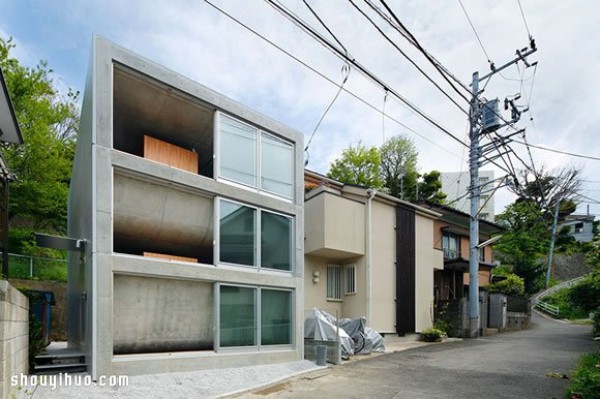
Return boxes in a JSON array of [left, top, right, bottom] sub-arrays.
[[379, 136, 418, 200], [495, 201, 548, 294], [417, 170, 446, 204], [328, 142, 382, 188], [0, 37, 79, 255]]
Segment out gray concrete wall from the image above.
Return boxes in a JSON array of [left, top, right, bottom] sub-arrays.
[[69, 36, 305, 378], [0, 281, 28, 399], [113, 275, 213, 354], [304, 339, 341, 365]]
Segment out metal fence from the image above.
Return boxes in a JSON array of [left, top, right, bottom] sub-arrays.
[[506, 296, 530, 313], [6, 253, 67, 282]]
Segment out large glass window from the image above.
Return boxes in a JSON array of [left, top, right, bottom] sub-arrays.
[[261, 289, 292, 345], [219, 115, 257, 187], [219, 285, 292, 348], [219, 199, 293, 271], [219, 285, 256, 347], [218, 113, 294, 200], [219, 201, 256, 266], [261, 211, 292, 271], [261, 133, 293, 198]]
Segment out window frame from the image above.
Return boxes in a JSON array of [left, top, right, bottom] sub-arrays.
[[442, 232, 460, 259], [327, 264, 343, 301], [345, 264, 357, 295], [216, 198, 294, 273], [215, 111, 295, 201], [215, 283, 294, 351]]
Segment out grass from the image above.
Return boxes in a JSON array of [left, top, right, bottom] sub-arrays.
[[565, 350, 600, 399], [7, 255, 67, 282], [542, 288, 589, 320]]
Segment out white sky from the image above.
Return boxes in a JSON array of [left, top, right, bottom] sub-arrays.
[[1, 0, 599, 216]]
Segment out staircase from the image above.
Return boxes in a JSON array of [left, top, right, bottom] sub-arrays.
[[34, 343, 86, 374]]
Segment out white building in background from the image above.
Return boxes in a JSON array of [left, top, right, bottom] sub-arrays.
[[441, 171, 495, 222]]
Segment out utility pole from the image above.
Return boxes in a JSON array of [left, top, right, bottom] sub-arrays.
[[468, 71, 480, 338], [467, 39, 537, 338], [545, 201, 561, 288]]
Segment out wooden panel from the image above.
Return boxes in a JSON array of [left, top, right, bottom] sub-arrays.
[[396, 205, 416, 335], [143, 252, 198, 263], [143, 135, 198, 174]]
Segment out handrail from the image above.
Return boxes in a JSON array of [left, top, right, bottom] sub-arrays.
[[535, 300, 560, 316]]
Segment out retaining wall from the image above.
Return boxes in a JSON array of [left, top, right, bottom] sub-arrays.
[[0, 280, 29, 399]]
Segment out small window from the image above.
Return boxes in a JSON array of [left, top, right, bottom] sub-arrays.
[[575, 222, 584, 233], [327, 265, 342, 300], [345, 264, 356, 295]]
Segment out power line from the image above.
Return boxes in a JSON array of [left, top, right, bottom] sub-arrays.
[[377, 0, 471, 102], [458, 0, 493, 65], [264, 0, 470, 148], [302, 0, 348, 56], [305, 64, 350, 154], [347, 0, 469, 116], [202, 0, 462, 157], [516, 0, 532, 38], [512, 140, 600, 161]]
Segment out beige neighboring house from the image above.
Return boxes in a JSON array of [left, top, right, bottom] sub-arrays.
[[304, 171, 443, 335]]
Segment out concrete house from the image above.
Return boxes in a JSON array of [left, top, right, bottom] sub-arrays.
[[558, 214, 596, 243], [304, 171, 442, 335], [68, 37, 305, 378]]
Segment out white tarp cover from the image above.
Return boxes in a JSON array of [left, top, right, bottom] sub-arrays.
[[304, 308, 354, 356], [304, 309, 386, 356]]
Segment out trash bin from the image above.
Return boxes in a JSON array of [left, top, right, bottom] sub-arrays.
[[28, 290, 56, 346]]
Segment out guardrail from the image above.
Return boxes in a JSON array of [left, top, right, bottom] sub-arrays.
[[535, 300, 560, 316]]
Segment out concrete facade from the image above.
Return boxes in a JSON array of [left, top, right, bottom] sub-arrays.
[[441, 170, 495, 221], [0, 281, 28, 399], [558, 214, 595, 243], [304, 172, 442, 334], [68, 37, 304, 378]]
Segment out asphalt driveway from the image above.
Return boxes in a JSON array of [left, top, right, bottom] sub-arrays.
[[238, 312, 598, 399]]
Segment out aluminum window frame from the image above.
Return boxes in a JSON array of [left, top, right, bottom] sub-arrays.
[[215, 111, 295, 201], [216, 197, 294, 273], [215, 283, 295, 352]]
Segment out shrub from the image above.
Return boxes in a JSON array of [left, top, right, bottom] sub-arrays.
[[543, 288, 588, 320], [420, 328, 443, 342], [566, 350, 600, 399], [489, 273, 525, 296], [569, 275, 600, 312], [593, 309, 600, 337], [433, 319, 452, 334]]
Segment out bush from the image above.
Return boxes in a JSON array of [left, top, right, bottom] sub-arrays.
[[433, 319, 453, 334], [566, 350, 600, 399], [420, 328, 444, 342], [593, 309, 600, 337], [543, 288, 589, 320], [569, 275, 600, 312], [489, 273, 525, 296]]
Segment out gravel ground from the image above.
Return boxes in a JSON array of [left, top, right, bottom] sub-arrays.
[[11, 360, 322, 399]]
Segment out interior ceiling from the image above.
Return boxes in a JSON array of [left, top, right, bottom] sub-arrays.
[[113, 65, 214, 157]]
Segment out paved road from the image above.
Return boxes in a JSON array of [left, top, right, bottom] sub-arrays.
[[237, 313, 598, 399]]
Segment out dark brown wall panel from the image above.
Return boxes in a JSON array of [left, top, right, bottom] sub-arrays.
[[396, 205, 416, 334]]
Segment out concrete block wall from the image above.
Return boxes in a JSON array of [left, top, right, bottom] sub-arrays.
[[0, 281, 29, 399], [9, 279, 67, 341], [304, 339, 341, 365]]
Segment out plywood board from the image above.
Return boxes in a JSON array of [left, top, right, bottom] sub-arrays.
[[143, 135, 198, 174], [143, 252, 198, 263]]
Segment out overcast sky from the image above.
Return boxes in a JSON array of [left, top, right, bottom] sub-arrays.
[[1, 0, 599, 216]]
